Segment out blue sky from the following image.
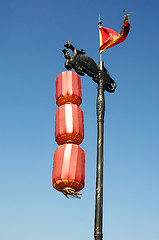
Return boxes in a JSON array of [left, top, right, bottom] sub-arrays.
[[0, 0, 159, 240]]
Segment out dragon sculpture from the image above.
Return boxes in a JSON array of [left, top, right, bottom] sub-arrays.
[[62, 40, 116, 93]]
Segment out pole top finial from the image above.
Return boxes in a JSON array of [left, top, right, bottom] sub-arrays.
[[98, 15, 102, 26]]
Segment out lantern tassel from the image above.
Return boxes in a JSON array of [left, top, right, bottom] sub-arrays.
[[62, 187, 82, 199]]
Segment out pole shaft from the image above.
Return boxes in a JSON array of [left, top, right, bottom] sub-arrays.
[[94, 60, 105, 240]]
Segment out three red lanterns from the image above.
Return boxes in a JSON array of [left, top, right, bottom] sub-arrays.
[[52, 71, 85, 198]]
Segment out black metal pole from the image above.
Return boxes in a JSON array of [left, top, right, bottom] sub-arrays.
[[94, 59, 105, 240]]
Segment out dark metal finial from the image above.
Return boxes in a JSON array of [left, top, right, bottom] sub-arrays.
[[98, 15, 102, 26]]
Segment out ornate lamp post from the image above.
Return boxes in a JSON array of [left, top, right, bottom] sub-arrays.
[[53, 12, 131, 240], [62, 38, 116, 240]]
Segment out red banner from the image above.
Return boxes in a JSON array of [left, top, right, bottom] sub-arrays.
[[99, 16, 130, 53]]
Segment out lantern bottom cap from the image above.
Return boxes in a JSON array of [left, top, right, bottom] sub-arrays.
[[62, 187, 82, 199]]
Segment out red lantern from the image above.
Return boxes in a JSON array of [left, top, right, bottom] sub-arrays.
[[56, 71, 82, 106], [55, 103, 84, 145], [52, 144, 85, 198], [53, 71, 85, 198]]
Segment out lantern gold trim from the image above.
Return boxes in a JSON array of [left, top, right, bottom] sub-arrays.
[[56, 133, 83, 145], [56, 94, 81, 107]]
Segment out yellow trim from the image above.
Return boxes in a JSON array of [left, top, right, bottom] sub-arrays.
[[98, 25, 103, 48], [53, 179, 84, 192], [56, 94, 82, 106], [56, 132, 83, 145]]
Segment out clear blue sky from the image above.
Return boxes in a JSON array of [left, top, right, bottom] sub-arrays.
[[0, 0, 159, 240]]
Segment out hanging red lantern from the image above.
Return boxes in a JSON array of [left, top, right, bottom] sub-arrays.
[[56, 71, 82, 106], [52, 143, 85, 198], [55, 103, 84, 145], [53, 71, 85, 198]]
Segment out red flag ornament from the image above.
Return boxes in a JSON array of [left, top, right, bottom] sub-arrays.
[[99, 11, 131, 53]]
